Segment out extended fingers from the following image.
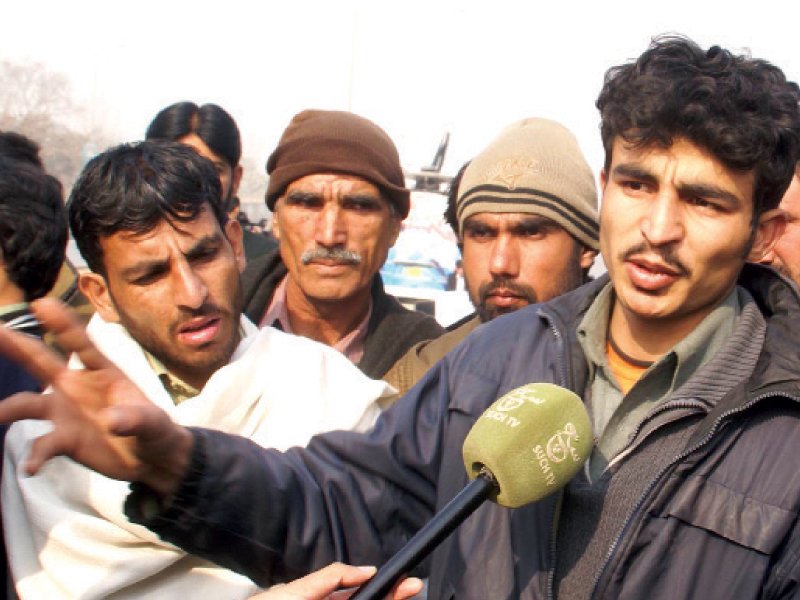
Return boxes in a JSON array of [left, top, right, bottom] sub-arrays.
[[0, 391, 53, 426], [32, 298, 114, 371], [0, 323, 66, 385]]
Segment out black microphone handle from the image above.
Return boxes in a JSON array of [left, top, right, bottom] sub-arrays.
[[350, 471, 497, 600]]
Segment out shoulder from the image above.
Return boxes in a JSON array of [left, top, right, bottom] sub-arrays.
[[383, 315, 480, 395], [241, 249, 284, 289], [241, 249, 287, 321]]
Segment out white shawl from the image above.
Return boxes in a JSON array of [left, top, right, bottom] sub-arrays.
[[2, 314, 393, 599]]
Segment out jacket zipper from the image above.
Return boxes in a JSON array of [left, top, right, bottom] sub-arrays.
[[589, 391, 800, 599], [539, 309, 568, 600], [605, 398, 708, 472]]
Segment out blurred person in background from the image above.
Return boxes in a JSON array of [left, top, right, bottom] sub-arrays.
[[759, 162, 800, 286], [146, 101, 277, 261], [0, 130, 67, 600]]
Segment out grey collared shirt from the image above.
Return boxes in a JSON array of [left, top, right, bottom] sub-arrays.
[[577, 284, 741, 480]]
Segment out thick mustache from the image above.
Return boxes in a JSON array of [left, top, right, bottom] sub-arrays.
[[621, 243, 690, 277], [301, 248, 362, 265], [479, 278, 537, 304]]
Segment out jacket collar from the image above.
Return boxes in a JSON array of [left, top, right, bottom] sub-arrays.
[[541, 263, 800, 404]]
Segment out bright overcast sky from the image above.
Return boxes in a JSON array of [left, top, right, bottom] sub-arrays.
[[3, 0, 799, 182]]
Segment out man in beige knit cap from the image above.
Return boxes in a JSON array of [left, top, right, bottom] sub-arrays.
[[385, 117, 599, 394]]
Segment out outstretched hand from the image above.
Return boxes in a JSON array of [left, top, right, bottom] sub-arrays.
[[0, 298, 192, 496], [250, 563, 424, 600]]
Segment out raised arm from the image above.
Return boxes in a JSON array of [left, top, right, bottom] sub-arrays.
[[0, 297, 192, 496]]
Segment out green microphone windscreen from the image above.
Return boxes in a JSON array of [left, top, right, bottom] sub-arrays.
[[462, 383, 593, 508]]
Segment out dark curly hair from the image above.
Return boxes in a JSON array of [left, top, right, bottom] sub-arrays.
[[68, 140, 225, 276], [597, 35, 800, 216], [0, 153, 67, 301]]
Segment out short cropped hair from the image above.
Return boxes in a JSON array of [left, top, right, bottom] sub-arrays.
[[0, 146, 67, 300], [597, 35, 800, 216], [145, 102, 241, 169], [68, 140, 225, 276], [444, 160, 471, 237]]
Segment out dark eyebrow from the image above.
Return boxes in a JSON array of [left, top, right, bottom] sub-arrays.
[[120, 257, 169, 281], [611, 163, 659, 186], [462, 219, 497, 232], [613, 163, 743, 207], [284, 190, 321, 202], [119, 233, 222, 280], [184, 233, 223, 261], [513, 214, 559, 228], [342, 192, 382, 201], [676, 183, 742, 208]]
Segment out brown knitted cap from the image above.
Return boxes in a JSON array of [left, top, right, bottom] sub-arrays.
[[266, 110, 410, 218], [457, 118, 599, 249]]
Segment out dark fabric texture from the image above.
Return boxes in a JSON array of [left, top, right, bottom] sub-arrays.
[[383, 313, 480, 396], [128, 264, 800, 599], [0, 309, 42, 600], [240, 249, 444, 380], [265, 110, 410, 218], [241, 229, 277, 262]]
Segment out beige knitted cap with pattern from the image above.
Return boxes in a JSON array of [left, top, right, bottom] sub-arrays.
[[456, 118, 599, 249]]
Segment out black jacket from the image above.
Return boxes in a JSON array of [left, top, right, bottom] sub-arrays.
[[129, 264, 800, 599], [240, 250, 444, 379]]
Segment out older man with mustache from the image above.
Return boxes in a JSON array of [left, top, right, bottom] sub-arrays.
[[241, 110, 443, 380]]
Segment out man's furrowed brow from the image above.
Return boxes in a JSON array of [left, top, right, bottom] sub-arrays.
[[184, 233, 223, 260], [612, 163, 658, 184], [677, 182, 743, 208], [120, 256, 169, 281]]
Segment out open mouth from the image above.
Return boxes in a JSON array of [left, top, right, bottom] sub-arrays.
[[177, 316, 221, 346], [625, 257, 681, 291]]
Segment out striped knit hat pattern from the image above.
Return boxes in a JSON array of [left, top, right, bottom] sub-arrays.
[[456, 118, 599, 249]]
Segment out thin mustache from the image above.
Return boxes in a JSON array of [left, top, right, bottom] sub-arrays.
[[301, 248, 362, 265], [621, 243, 689, 276]]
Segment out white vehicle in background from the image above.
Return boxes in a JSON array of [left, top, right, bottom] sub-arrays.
[[382, 134, 472, 327]]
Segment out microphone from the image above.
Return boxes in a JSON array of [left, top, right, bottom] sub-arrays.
[[350, 383, 592, 600]]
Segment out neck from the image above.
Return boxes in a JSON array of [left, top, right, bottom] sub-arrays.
[[0, 278, 25, 307], [284, 277, 371, 347], [608, 300, 717, 364]]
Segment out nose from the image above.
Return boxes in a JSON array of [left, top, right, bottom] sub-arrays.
[[315, 202, 347, 247], [641, 191, 684, 247], [173, 260, 208, 310], [489, 234, 520, 279]]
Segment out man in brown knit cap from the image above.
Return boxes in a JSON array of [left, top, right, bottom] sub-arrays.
[[240, 110, 442, 380], [385, 118, 599, 394]]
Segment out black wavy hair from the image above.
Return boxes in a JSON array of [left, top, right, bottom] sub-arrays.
[[0, 148, 67, 300], [68, 140, 225, 276], [597, 35, 800, 216]]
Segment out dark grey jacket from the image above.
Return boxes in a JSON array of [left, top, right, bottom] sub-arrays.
[[128, 264, 800, 599], [239, 250, 444, 379]]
